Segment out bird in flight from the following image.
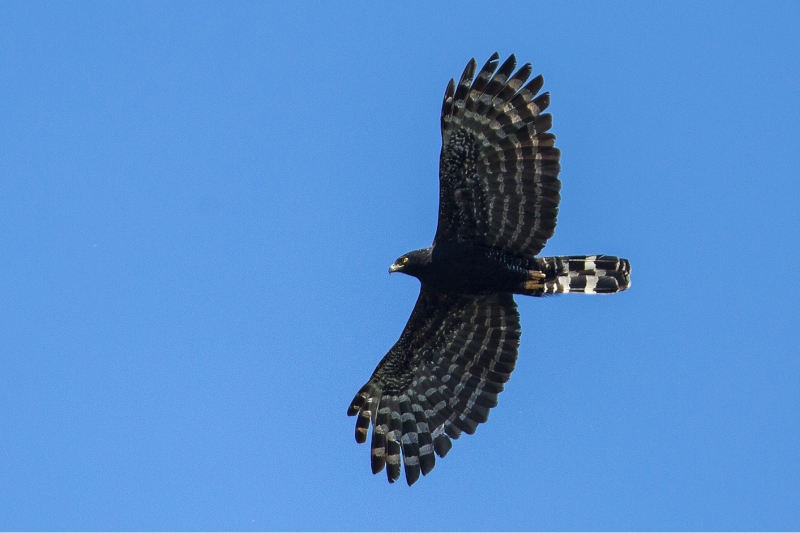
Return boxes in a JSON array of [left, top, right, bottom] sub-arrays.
[[348, 53, 631, 485]]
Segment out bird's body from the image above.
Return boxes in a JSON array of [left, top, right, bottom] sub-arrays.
[[397, 244, 630, 296], [396, 245, 529, 295], [348, 53, 631, 485]]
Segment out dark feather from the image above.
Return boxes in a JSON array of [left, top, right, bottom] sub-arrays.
[[348, 289, 520, 485], [435, 54, 562, 258]]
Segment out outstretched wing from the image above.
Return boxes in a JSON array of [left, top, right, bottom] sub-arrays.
[[435, 53, 562, 258], [347, 289, 520, 485]]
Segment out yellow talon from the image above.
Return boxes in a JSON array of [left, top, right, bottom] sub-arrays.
[[527, 270, 546, 280]]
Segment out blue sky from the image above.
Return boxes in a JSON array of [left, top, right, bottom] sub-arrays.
[[1, 2, 799, 530]]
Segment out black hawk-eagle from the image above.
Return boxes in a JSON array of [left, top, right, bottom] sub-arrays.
[[348, 53, 631, 485]]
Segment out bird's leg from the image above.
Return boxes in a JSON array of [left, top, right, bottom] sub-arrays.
[[524, 270, 546, 291]]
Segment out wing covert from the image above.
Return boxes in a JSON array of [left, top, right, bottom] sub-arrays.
[[435, 53, 562, 258], [347, 289, 520, 485]]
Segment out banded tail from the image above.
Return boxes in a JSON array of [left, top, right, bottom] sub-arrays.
[[527, 255, 631, 295]]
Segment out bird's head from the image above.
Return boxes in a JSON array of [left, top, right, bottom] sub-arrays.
[[389, 248, 432, 276]]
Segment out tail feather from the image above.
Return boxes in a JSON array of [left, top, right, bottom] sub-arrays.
[[532, 255, 631, 295]]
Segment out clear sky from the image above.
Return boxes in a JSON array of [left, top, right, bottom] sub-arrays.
[[1, 2, 799, 530]]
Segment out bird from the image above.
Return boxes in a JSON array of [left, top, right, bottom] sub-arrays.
[[347, 53, 631, 486]]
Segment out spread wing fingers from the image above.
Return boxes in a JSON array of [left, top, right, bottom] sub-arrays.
[[435, 53, 562, 258], [347, 289, 520, 485]]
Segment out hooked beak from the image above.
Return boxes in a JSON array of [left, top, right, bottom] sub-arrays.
[[389, 262, 402, 274]]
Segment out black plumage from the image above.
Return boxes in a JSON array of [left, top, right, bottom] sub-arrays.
[[348, 53, 631, 485]]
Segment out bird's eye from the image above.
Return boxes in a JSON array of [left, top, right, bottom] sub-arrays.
[[401, 257, 408, 264]]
